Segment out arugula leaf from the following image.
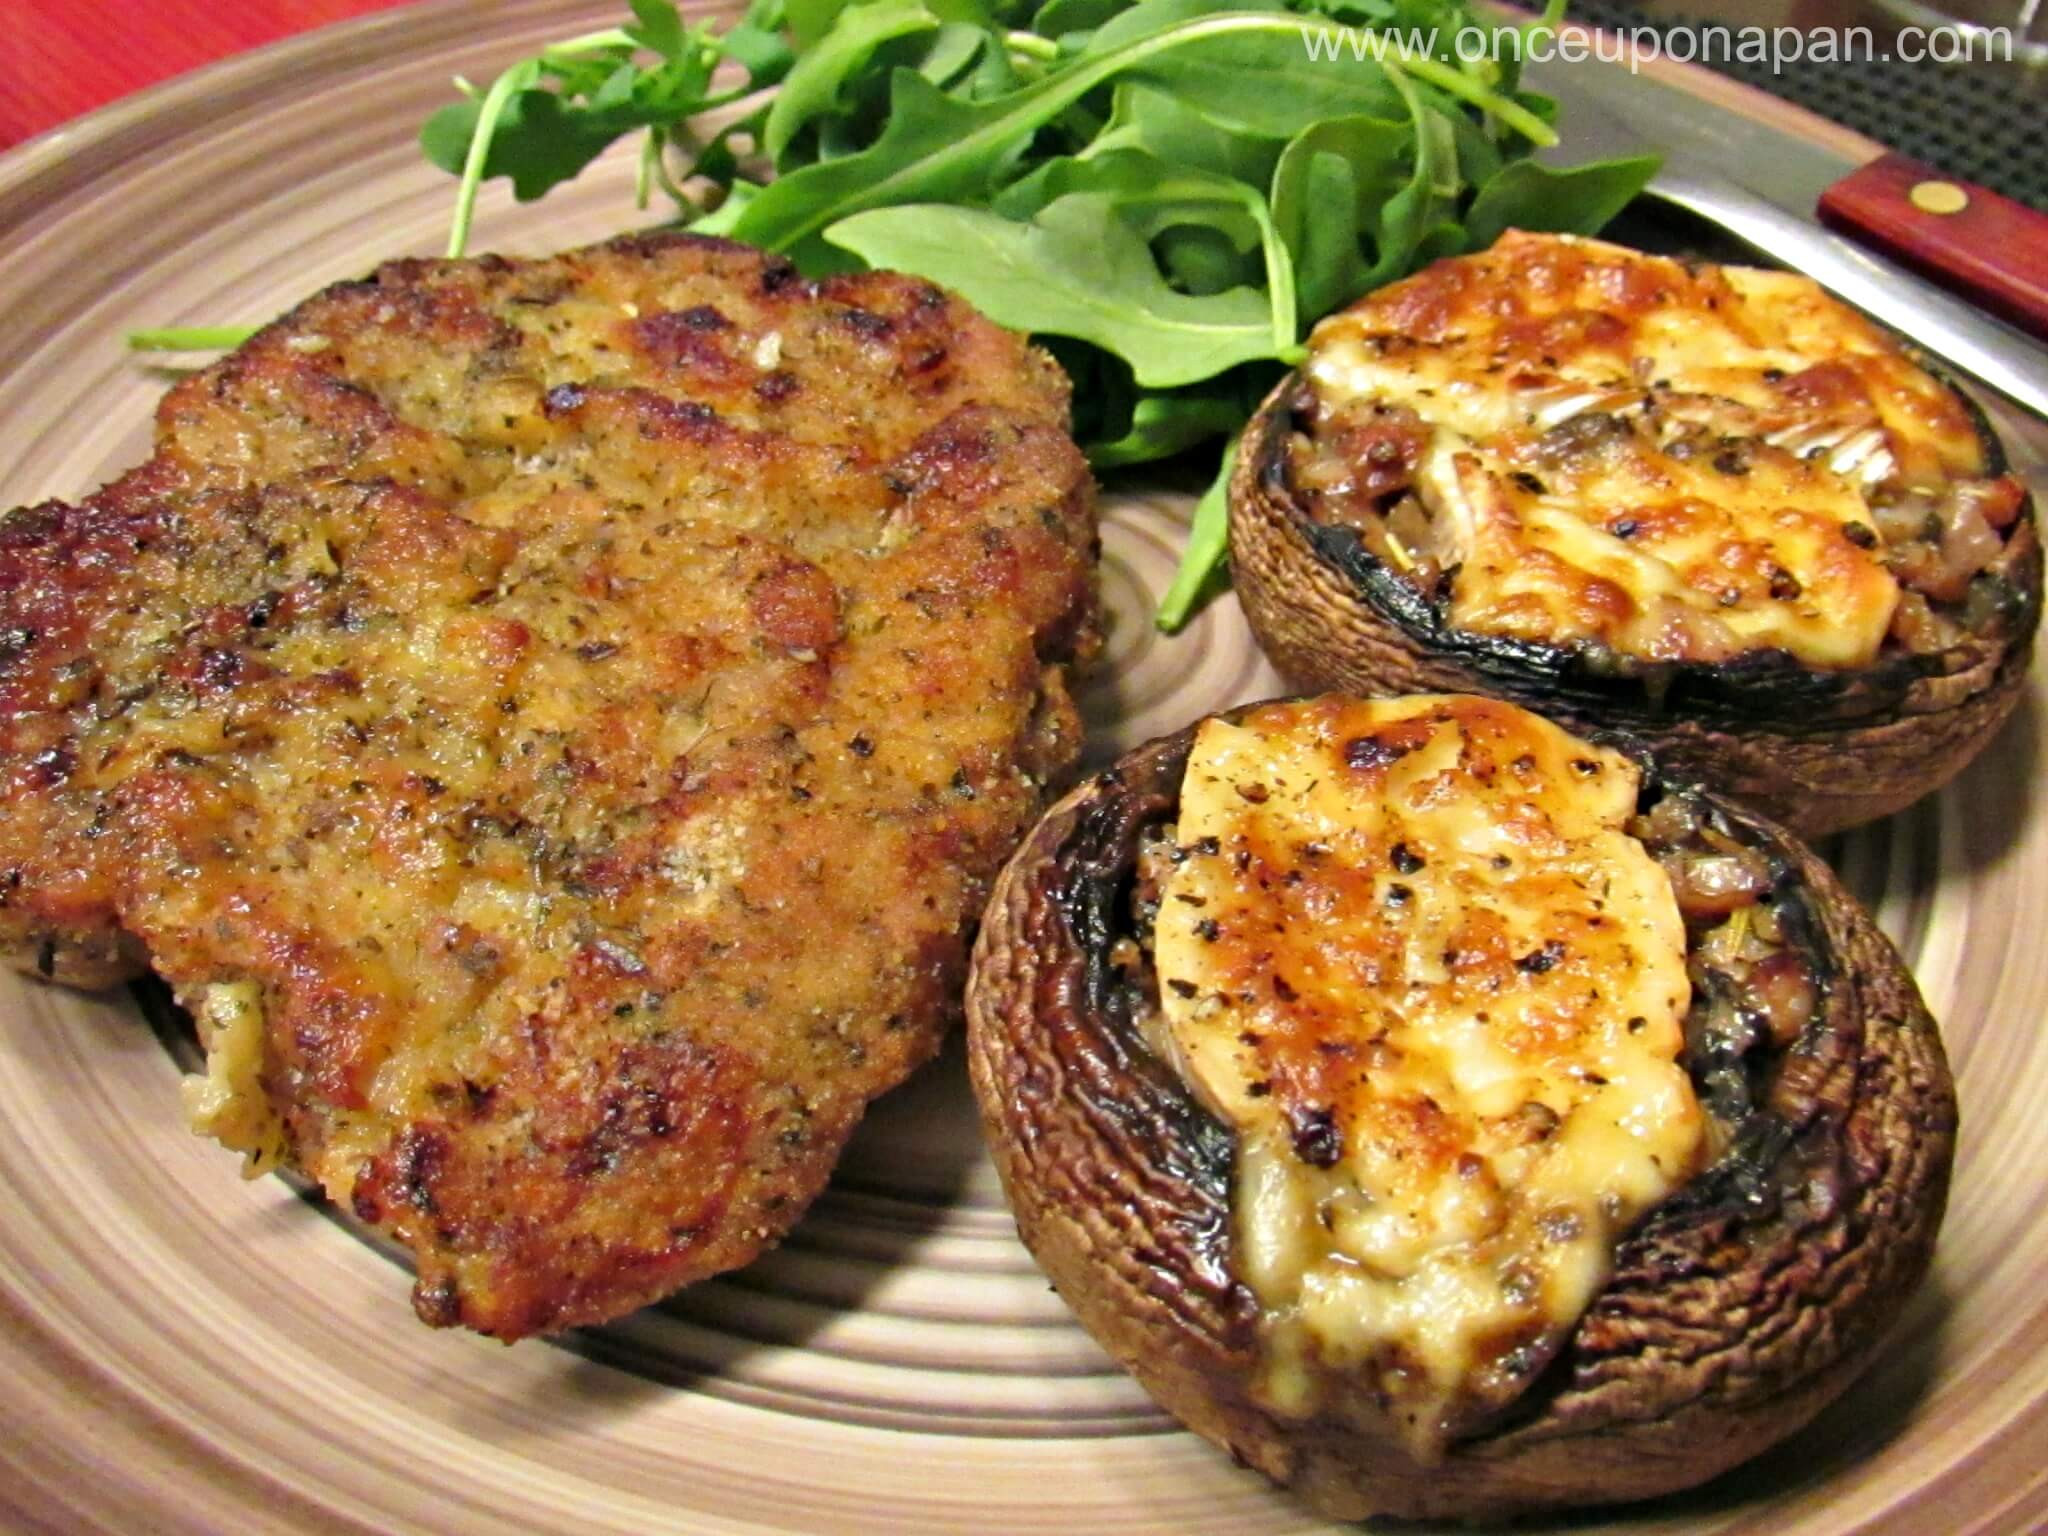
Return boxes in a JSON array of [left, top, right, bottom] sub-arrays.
[[1084, 82, 1292, 188], [729, 7, 1551, 260], [127, 326, 261, 352], [1155, 436, 1238, 629], [1269, 113, 1410, 320], [626, 0, 690, 57], [718, 3, 800, 83], [1088, 368, 1277, 467], [1031, 0, 1127, 38], [993, 148, 1295, 347], [786, 0, 856, 49], [1078, 0, 1278, 50], [763, 0, 942, 162], [1462, 154, 1662, 249], [424, 78, 657, 203], [737, 71, 1034, 264], [421, 0, 794, 257], [826, 195, 1279, 387], [1101, 5, 1412, 134], [1370, 67, 1464, 281]]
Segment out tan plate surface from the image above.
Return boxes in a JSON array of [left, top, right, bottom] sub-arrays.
[[1, 3, 2044, 1530]]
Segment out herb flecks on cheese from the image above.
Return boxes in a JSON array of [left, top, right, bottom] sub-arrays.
[[1154, 695, 1703, 1455], [1301, 231, 1999, 668]]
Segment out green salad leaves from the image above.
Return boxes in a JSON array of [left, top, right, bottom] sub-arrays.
[[404, 0, 1657, 625]]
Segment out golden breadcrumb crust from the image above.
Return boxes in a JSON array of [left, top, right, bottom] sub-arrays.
[[0, 232, 1097, 1338]]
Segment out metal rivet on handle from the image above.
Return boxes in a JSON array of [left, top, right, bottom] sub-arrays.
[[1909, 181, 1970, 216]]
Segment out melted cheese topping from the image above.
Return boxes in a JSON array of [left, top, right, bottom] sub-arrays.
[[1154, 695, 1703, 1453], [1301, 231, 2005, 667]]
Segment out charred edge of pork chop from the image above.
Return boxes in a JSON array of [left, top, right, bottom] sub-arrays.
[[0, 231, 1099, 1337]]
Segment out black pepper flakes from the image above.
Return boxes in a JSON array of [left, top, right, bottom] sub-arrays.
[[1517, 939, 1567, 974], [1290, 1107, 1344, 1169], [1195, 918, 1221, 942], [1390, 842, 1424, 874]]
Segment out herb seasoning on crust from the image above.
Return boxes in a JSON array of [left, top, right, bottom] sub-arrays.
[[0, 232, 1098, 1339]]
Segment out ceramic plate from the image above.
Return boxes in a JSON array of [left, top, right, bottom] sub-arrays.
[[1, 3, 2043, 1529]]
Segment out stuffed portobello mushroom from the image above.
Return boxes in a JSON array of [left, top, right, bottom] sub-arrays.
[[1229, 231, 2040, 838], [965, 692, 1954, 1521]]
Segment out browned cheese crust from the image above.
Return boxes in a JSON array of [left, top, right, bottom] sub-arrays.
[[0, 232, 1098, 1338], [1228, 233, 2040, 838], [965, 715, 1954, 1522]]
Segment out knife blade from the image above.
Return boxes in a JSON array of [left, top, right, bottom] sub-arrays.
[[1526, 55, 2048, 422]]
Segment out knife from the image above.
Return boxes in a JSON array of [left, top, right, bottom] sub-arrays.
[[1526, 54, 2048, 423]]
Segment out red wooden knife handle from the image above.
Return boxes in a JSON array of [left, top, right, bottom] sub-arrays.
[[1817, 153, 2048, 342]]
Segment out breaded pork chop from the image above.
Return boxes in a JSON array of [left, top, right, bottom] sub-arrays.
[[0, 233, 1096, 1339]]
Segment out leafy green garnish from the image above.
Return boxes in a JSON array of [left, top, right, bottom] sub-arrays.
[[1156, 434, 1239, 626], [127, 326, 261, 352], [830, 146, 1298, 386], [141, 0, 1658, 631], [418, 0, 797, 257]]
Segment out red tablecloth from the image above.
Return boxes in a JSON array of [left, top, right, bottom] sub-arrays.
[[0, 0, 416, 152]]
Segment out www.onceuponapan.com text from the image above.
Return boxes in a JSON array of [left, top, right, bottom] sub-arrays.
[[1302, 23, 2018, 72]]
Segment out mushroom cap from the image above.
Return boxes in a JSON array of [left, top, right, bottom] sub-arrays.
[[965, 715, 1955, 1520], [1227, 372, 2041, 840]]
